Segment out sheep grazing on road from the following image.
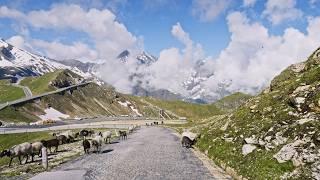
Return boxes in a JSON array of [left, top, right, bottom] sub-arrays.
[[41, 139, 59, 153], [54, 130, 76, 143], [128, 126, 134, 133], [91, 133, 103, 153], [82, 139, 91, 154], [119, 130, 127, 140], [114, 129, 119, 138], [101, 131, 112, 144], [31, 142, 43, 162], [0, 142, 32, 167]]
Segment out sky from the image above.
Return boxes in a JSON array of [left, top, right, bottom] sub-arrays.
[[0, 0, 320, 99]]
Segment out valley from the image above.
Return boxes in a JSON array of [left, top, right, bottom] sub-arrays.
[[0, 22, 320, 180]]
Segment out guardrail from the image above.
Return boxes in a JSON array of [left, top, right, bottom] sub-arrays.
[[0, 119, 188, 134], [0, 82, 91, 111]]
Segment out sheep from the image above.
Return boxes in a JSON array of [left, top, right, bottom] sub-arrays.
[[181, 136, 195, 148], [55, 130, 76, 143], [76, 129, 95, 139], [82, 139, 91, 154], [114, 129, 119, 137], [181, 131, 199, 148], [31, 142, 43, 162], [119, 130, 127, 140], [128, 126, 134, 133], [101, 131, 112, 144], [56, 135, 68, 145], [91, 133, 103, 153], [41, 139, 59, 153], [0, 142, 32, 167]]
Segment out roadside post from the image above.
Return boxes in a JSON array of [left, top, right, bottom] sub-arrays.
[[41, 147, 48, 170]]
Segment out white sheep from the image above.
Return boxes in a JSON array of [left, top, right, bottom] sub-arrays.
[[101, 131, 112, 144], [0, 142, 32, 167], [114, 129, 119, 137], [31, 142, 43, 162], [91, 134, 103, 153], [181, 131, 197, 141], [128, 126, 134, 133]]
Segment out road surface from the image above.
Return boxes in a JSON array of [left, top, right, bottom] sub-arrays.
[[31, 127, 231, 180]]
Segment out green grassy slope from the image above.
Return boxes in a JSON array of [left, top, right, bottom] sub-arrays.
[[0, 80, 25, 103], [214, 92, 252, 112], [140, 97, 225, 119], [191, 48, 320, 179], [20, 70, 62, 95]]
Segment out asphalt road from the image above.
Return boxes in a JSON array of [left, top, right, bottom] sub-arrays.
[[32, 127, 230, 180]]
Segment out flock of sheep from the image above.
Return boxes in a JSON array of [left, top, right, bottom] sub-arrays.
[[0, 125, 140, 167], [0, 123, 198, 168]]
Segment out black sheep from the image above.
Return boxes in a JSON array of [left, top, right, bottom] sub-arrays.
[[56, 135, 68, 145], [82, 139, 91, 154], [181, 136, 195, 148], [41, 139, 59, 153], [119, 130, 127, 140]]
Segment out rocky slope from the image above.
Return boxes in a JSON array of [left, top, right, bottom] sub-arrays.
[[193, 48, 320, 179]]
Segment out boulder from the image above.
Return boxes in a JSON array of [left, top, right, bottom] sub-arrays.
[[273, 140, 305, 163], [291, 62, 306, 73], [244, 136, 258, 144], [295, 97, 306, 105], [242, 144, 256, 156]]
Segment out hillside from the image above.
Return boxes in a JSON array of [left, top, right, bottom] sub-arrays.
[[136, 97, 225, 119], [191, 48, 320, 179], [214, 92, 252, 112], [0, 80, 24, 103], [20, 69, 83, 95]]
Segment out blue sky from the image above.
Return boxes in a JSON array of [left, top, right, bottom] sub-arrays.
[[0, 0, 318, 59]]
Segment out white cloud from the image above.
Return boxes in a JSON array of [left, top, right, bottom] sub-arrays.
[[192, 0, 231, 22], [145, 23, 205, 95], [0, 4, 139, 60], [31, 39, 98, 61], [243, 0, 257, 7], [263, 0, 303, 25], [202, 11, 320, 97], [7, 35, 28, 49]]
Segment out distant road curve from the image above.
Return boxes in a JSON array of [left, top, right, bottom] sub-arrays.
[[0, 82, 91, 111]]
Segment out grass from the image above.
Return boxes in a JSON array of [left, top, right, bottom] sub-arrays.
[[0, 132, 52, 167], [0, 106, 39, 123], [196, 127, 294, 180], [20, 70, 63, 95], [214, 92, 252, 112], [0, 80, 25, 103], [142, 97, 225, 119]]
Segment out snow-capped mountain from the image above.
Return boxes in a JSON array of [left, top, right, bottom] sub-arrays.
[[0, 39, 92, 81], [117, 50, 157, 65]]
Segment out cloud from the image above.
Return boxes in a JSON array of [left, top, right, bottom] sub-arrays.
[[0, 4, 139, 60], [192, 0, 231, 22], [31, 39, 98, 61], [202, 11, 320, 98], [145, 23, 205, 95], [262, 0, 303, 25], [243, 0, 257, 7]]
